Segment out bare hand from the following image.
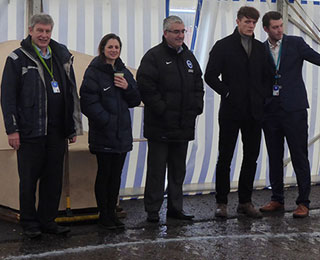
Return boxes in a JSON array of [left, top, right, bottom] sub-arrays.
[[8, 132, 20, 150], [114, 76, 128, 90]]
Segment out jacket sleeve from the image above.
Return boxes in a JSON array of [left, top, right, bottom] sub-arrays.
[[136, 52, 166, 116], [68, 63, 83, 136], [298, 37, 320, 66], [80, 69, 111, 128], [122, 69, 141, 108], [204, 40, 230, 97], [193, 58, 204, 115], [1, 53, 21, 135]]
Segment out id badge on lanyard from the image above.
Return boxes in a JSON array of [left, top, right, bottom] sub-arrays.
[[51, 80, 60, 93], [271, 42, 282, 96], [33, 44, 61, 94], [273, 84, 280, 96], [273, 72, 281, 96]]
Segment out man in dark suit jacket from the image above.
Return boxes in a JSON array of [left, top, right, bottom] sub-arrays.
[[260, 11, 320, 218], [205, 6, 267, 219]]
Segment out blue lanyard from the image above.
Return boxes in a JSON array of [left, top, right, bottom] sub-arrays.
[[270, 41, 282, 72]]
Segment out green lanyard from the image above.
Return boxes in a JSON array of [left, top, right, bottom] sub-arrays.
[[32, 43, 54, 80]]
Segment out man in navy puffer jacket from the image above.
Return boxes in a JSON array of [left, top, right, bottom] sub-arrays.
[[1, 13, 82, 238]]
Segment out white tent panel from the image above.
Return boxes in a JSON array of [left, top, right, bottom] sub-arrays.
[[0, 0, 26, 43], [0, 0, 319, 201]]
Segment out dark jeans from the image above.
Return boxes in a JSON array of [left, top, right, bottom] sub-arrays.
[[17, 133, 66, 230], [215, 117, 261, 204], [263, 108, 310, 207], [144, 140, 188, 213], [95, 152, 127, 217]]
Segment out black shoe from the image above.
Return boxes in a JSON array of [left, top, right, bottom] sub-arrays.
[[116, 205, 123, 212], [116, 205, 127, 218], [110, 214, 125, 229], [41, 223, 70, 234], [99, 217, 117, 230], [167, 210, 194, 220], [147, 212, 159, 223], [24, 228, 41, 239]]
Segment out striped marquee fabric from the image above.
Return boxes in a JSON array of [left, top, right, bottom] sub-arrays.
[[0, 0, 26, 43], [0, 0, 319, 197]]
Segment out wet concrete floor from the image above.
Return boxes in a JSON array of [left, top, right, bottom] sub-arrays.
[[1, 185, 320, 260]]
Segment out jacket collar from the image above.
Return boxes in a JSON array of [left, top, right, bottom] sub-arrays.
[[264, 34, 287, 71], [161, 36, 188, 54], [89, 56, 125, 74], [279, 34, 288, 69], [233, 27, 255, 41], [21, 35, 72, 64]]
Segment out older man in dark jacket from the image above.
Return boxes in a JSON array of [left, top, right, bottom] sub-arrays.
[[205, 6, 267, 219], [137, 15, 204, 223], [1, 13, 82, 238]]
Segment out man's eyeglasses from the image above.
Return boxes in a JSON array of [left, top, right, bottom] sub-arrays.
[[166, 29, 187, 35]]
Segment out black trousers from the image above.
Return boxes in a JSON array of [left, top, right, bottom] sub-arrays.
[[144, 140, 188, 213], [263, 108, 310, 207], [17, 133, 66, 229], [95, 152, 127, 217], [215, 117, 261, 204]]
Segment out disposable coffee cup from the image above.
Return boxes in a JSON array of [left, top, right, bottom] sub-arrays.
[[114, 72, 124, 77]]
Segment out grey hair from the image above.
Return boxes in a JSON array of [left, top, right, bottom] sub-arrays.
[[29, 13, 54, 29], [163, 15, 184, 31]]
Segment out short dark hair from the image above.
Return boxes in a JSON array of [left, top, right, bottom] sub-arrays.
[[262, 11, 282, 28], [237, 6, 260, 21], [98, 33, 122, 61]]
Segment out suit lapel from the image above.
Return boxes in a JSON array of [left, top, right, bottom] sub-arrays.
[[279, 34, 287, 71], [264, 41, 276, 76]]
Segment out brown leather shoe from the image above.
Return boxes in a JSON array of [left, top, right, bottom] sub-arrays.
[[293, 204, 309, 218], [260, 201, 284, 212], [215, 203, 227, 218], [237, 202, 262, 218]]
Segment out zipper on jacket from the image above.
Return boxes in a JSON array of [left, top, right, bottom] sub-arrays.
[[20, 48, 48, 135]]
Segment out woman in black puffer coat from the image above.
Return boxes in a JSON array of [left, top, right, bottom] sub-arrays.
[[80, 34, 141, 229]]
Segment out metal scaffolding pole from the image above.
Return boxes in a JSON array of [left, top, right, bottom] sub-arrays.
[[26, 0, 43, 31], [277, 0, 288, 34]]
